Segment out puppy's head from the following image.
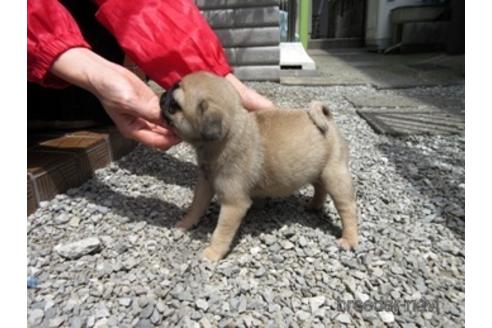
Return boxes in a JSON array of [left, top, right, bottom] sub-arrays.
[[160, 72, 242, 144]]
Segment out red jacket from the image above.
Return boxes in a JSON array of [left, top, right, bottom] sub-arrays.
[[27, 0, 232, 89]]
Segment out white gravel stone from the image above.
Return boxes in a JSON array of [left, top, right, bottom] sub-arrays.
[[355, 292, 369, 303], [28, 309, 44, 326], [119, 298, 132, 307], [93, 318, 108, 328], [281, 240, 295, 250], [337, 313, 352, 324], [378, 311, 395, 323], [308, 296, 325, 314], [49, 316, 65, 327], [54, 213, 70, 224], [296, 310, 310, 321], [54, 237, 101, 260], [195, 299, 209, 311], [199, 317, 213, 328], [68, 217, 80, 228], [250, 246, 261, 255]]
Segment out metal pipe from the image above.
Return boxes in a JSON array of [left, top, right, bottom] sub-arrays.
[[287, 0, 297, 41]]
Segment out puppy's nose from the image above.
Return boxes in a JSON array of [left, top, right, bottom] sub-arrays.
[[160, 83, 180, 109], [159, 91, 168, 111], [161, 105, 172, 125], [160, 94, 170, 125], [160, 83, 181, 122]]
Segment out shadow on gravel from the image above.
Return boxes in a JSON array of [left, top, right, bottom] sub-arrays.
[[377, 140, 464, 240], [117, 152, 197, 189], [80, 177, 185, 228], [187, 194, 344, 251], [77, 147, 345, 253], [81, 178, 343, 252]]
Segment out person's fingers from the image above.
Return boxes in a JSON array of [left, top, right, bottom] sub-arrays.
[[224, 73, 276, 111], [112, 115, 181, 150], [104, 93, 181, 150], [131, 128, 181, 150], [132, 117, 180, 139], [146, 121, 177, 136]]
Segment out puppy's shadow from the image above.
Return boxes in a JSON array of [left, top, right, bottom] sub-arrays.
[[188, 194, 343, 248], [77, 177, 184, 228], [75, 147, 198, 227], [113, 148, 343, 243], [117, 151, 197, 189], [77, 148, 343, 251]]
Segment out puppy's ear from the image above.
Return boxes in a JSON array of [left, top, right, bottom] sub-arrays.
[[199, 101, 223, 141]]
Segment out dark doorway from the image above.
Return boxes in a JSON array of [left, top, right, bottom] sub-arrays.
[[311, 0, 366, 40]]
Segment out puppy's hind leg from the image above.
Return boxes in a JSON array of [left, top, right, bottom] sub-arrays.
[[176, 173, 214, 230], [307, 181, 328, 211], [321, 163, 358, 251]]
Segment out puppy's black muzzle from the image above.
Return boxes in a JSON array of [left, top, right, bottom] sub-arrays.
[[160, 82, 181, 124]]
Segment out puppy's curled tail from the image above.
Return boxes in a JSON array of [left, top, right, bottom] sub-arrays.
[[307, 101, 332, 134]]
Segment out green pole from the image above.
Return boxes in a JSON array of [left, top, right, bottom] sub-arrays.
[[299, 0, 310, 49]]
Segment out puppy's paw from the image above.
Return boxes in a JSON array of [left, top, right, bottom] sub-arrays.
[[336, 237, 358, 251], [175, 217, 196, 231], [202, 246, 224, 262]]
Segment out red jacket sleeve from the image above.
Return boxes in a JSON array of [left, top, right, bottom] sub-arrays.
[[27, 0, 91, 88], [95, 0, 232, 89]]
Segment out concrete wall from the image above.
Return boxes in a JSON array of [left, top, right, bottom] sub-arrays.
[[196, 0, 281, 81]]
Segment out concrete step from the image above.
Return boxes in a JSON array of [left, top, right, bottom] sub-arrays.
[[195, 0, 279, 10], [215, 27, 280, 47], [308, 38, 364, 49], [201, 6, 279, 28], [225, 46, 279, 65], [280, 42, 315, 70], [234, 65, 280, 81]]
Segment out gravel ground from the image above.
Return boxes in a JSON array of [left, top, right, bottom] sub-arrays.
[[27, 84, 464, 328]]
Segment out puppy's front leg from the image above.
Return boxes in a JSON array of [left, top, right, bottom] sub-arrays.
[[202, 199, 251, 261], [176, 173, 214, 230]]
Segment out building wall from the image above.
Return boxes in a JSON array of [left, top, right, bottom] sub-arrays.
[[196, 0, 281, 81]]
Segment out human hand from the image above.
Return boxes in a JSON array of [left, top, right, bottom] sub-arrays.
[[224, 73, 276, 111], [89, 60, 181, 149], [50, 48, 181, 150]]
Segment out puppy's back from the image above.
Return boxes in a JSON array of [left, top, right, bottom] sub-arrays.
[[251, 108, 334, 197]]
